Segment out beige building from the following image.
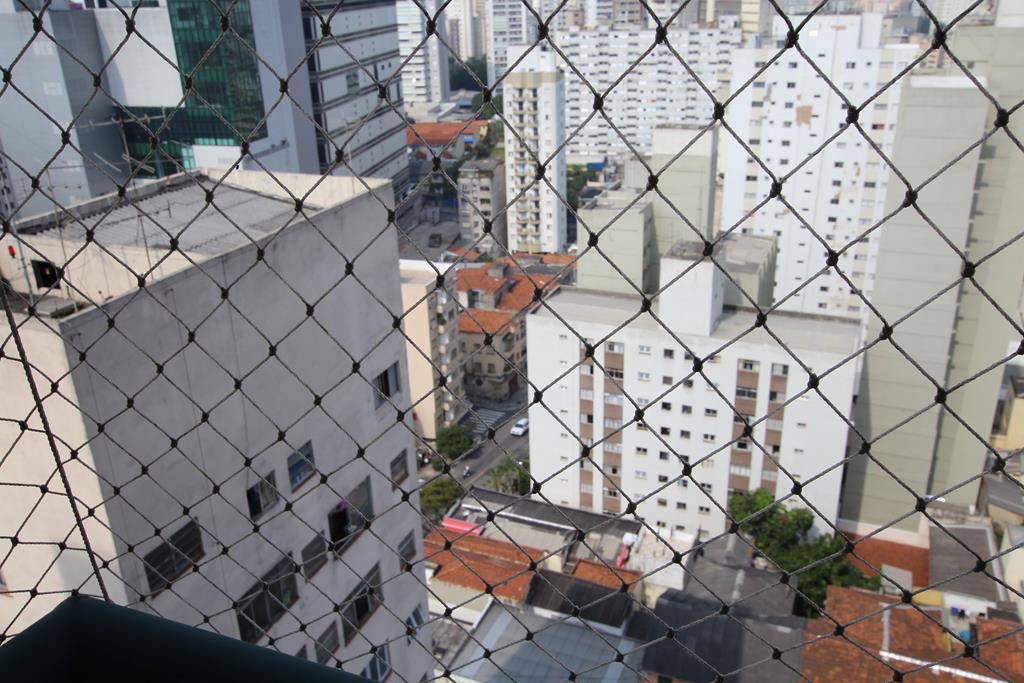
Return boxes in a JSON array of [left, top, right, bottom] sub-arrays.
[[457, 158, 507, 253], [992, 374, 1024, 452], [399, 260, 468, 442], [575, 189, 657, 295], [840, 21, 1024, 546], [459, 309, 525, 402]]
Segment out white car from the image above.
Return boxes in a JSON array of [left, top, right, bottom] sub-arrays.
[[510, 418, 529, 436]]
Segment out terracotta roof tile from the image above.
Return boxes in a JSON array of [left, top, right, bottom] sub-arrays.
[[423, 529, 542, 603], [802, 586, 1019, 682], [496, 273, 557, 312], [570, 558, 641, 590], [455, 265, 505, 294], [406, 121, 487, 147], [458, 309, 513, 335], [445, 245, 482, 262]]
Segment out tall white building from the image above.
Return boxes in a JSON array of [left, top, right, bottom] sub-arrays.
[[527, 242, 860, 538], [0, 171, 432, 681], [445, 0, 486, 58], [397, 0, 451, 106], [503, 48, 567, 253], [721, 13, 918, 317], [486, 0, 536, 85], [557, 19, 742, 164]]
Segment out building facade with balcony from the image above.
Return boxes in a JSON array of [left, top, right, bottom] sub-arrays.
[[503, 48, 567, 254], [0, 171, 431, 681], [457, 158, 508, 252], [527, 242, 860, 539], [396, 0, 451, 106], [400, 260, 468, 441]]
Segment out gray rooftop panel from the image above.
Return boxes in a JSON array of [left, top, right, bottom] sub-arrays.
[[928, 524, 1004, 603]]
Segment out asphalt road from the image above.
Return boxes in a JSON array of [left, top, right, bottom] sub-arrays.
[[417, 421, 529, 489]]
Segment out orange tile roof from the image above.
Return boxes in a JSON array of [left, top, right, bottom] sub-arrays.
[[802, 586, 1021, 682], [406, 120, 488, 147], [511, 252, 577, 267], [846, 533, 930, 588], [458, 309, 513, 335], [455, 265, 506, 294], [570, 558, 641, 590], [423, 529, 542, 603], [496, 273, 557, 312], [445, 245, 482, 262]]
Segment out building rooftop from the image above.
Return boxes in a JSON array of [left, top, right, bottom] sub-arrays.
[[15, 170, 385, 257], [406, 120, 488, 147], [458, 309, 514, 335], [626, 590, 804, 683], [683, 535, 799, 618], [803, 586, 1023, 682], [459, 157, 502, 172], [928, 524, 1005, 603], [463, 487, 642, 539], [423, 529, 542, 603], [533, 287, 860, 355], [449, 603, 638, 682], [666, 234, 775, 273], [528, 570, 635, 628], [982, 471, 1024, 517]]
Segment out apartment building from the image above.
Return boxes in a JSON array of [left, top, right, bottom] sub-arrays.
[[528, 242, 860, 538], [486, 0, 535, 85], [400, 260, 467, 441], [721, 13, 918, 317], [458, 158, 508, 251], [840, 20, 1024, 544], [503, 48, 567, 253], [397, 0, 451, 106], [0, 171, 431, 681], [445, 0, 486, 58], [557, 20, 741, 164]]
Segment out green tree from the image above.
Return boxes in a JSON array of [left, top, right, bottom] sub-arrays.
[[484, 456, 531, 495], [449, 56, 488, 91], [470, 92, 503, 119], [436, 425, 473, 460], [566, 164, 598, 210], [730, 489, 880, 617], [420, 477, 465, 520]]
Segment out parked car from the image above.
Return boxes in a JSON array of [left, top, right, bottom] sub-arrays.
[[510, 418, 529, 436]]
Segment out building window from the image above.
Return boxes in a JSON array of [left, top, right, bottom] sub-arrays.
[[662, 376, 673, 385], [659, 452, 669, 461], [658, 475, 669, 483], [736, 387, 757, 400], [663, 349, 674, 359], [730, 464, 752, 477], [638, 344, 651, 354], [329, 477, 373, 552], [657, 498, 668, 507], [661, 401, 672, 411], [771, 363, 789, 376], [698, 506, 711, 514], [246, 472, 280, 520], [635, 470, 648, 480], [405, 606, 426, 643], [739, 359, 759, 372], [700, 482, 712, 492], [390, 451, 410, 489], [237, 556, 299, 642], [680, 430, 691, 439], [606, 341, 624, 353], [735, 441, 750, 451], [660, 426, 670, 435], [399, 531, 417, 563], [703, 434, 715, 443], [704, 408, 718, 418], [287, 441, 316, 490], [342, 564, 383, 643], [373, 363, 401, 408], [346, 72, 360, 95], [681, 405, 692, 414], [143, 519, 204, 594], [682, 379, 694, 388], [301, 533, 328, 579], [637, 372, 651, 381], [676, 502, 687, 510], [315, 621, 341, 664], [636, 446, 648, 456]]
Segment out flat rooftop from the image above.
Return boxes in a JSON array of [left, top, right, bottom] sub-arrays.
[[928, 524, 1005, 603], [533, 287, 860, 356], [449, 602, 639, 682], [667, 234, 775, 273], [15, 169, 386, 256]]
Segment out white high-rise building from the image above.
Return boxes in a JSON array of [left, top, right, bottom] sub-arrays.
[[446, 0, 486, 58], [503, 48, 567, 253], [397, 0, 451, 106], [486, 0, 536, 85], [0, 170, 432, 681], [527, 241, 860, 537], [557, 19, 742, 164], [721, 13, 918, 317]]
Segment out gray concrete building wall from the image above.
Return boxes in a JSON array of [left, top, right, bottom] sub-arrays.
[[575, 190, 656, 295]]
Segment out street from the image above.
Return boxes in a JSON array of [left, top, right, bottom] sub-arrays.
[[417, 418, 530, 489]]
